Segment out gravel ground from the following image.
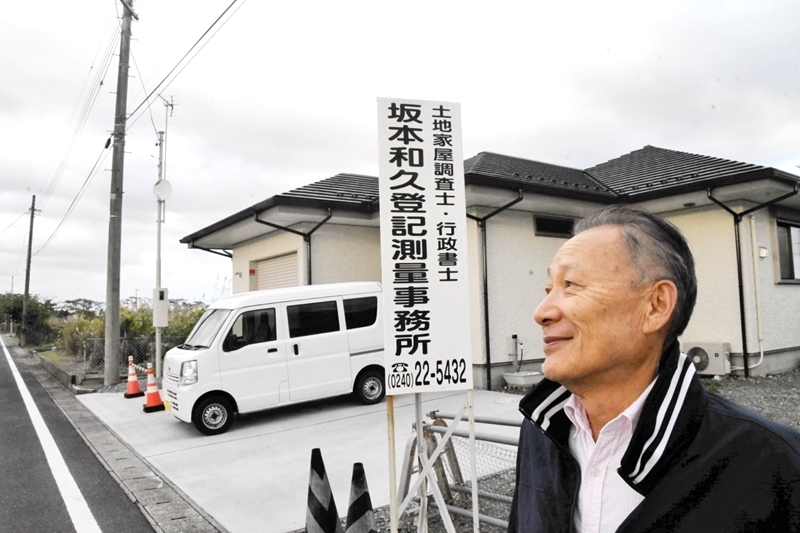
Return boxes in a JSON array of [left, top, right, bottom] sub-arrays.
[[703, 368, 800, 431], [96, 379, 152, 394]]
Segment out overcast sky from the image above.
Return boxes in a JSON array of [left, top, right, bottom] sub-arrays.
[[1, 0, 799, 306]]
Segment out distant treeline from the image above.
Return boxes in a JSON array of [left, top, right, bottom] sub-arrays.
[[0, 293, 206, 352]]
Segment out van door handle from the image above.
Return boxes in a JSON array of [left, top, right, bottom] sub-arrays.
[[293, 344, 299, 355], [268, 348, 278, 353]]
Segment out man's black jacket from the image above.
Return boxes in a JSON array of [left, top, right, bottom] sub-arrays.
[[509, 341, 800, 532]]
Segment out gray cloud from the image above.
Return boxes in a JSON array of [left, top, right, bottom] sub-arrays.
[[2, 0, 799, 303]]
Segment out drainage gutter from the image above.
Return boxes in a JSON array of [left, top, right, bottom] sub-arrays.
[[706, 184, 798, 377], [254, 209, 333, 284], [187, 243, 232, 259], [466, 190, 523, 389]]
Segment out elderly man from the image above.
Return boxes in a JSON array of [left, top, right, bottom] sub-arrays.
[[509, 205, 800, 532]]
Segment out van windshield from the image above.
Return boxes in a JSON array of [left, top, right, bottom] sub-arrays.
[[181, 309, 231, 349]]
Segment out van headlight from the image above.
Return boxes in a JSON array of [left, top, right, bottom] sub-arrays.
[[180, 360, 198, 386]]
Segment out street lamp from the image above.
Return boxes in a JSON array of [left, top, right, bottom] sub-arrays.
[[153, 131, 172, 378]]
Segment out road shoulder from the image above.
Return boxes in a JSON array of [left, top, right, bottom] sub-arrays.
[[4, 336, 224, 533]]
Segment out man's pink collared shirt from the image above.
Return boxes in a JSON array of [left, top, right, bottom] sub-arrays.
[[563, 381, 655, 533]]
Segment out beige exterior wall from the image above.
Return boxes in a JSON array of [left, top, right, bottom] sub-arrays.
[[465, 199, 604, 388], [466, 217, 485, 373], [309, 224, 381, 284], [480, 209, 571, 387], [665, 205, 800, 374], [742, 209, 800, 368], [661, 207, 742, 352], [230, 230, 305, 294], [230, 224, 381, 294]]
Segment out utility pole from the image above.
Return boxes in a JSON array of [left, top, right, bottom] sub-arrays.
[[21, 195, 36, 347], [104, 0, 137, 386], [155, 130, 165, 378], [153, 96, 174, 379]]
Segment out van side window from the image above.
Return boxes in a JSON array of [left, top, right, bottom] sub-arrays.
[[223, 308, 276, 352], [343, 297, 378, 330], [287, 301, 339, 338]]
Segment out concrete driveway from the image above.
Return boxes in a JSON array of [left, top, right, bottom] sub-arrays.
[[79, 389, 522, 533]]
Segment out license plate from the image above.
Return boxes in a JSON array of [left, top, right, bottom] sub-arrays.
[[164, 399, 172, 412]]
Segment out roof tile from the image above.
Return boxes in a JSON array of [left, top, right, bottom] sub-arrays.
[[464, 152, 615, 196], [277, 173, 379, 210], [585, 145, 767, 196], [182, 146, 800, 245]]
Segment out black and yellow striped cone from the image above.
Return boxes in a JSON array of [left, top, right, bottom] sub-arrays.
[[344, 463, 377, 533], [306, 448, 344, 533]]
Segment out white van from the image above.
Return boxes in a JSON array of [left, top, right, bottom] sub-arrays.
[[162, 282, 385, 435]]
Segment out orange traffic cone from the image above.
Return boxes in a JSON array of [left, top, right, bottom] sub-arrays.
[[123, 356, 144, 399], [142, 363, 165, 413]]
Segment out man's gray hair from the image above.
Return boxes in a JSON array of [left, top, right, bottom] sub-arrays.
[[575, 205, 697, 343]]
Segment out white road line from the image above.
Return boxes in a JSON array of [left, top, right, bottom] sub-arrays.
[[1, 337, 102, 533]]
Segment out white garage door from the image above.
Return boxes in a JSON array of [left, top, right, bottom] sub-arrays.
[[256, 253, 299, 290]]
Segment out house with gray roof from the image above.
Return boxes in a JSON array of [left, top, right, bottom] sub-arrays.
[[182, 146, 800, 388]]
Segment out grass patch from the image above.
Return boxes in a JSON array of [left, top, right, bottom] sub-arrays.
[[33, 347, 71, 364], [705, 379, 721, 393]]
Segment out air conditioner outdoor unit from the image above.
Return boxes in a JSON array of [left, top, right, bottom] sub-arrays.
[[681, 342, 731, 376]]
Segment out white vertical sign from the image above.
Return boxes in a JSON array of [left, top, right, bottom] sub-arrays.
[[377, 98, 473, 395]]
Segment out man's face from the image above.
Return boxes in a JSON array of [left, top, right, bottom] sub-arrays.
[[534, 225, 658, 392]]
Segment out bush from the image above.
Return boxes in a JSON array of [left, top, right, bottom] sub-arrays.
[[0, 292, 58, 346], [59, 316, 105, 356], [164, 308, 205, 338], [120, 307, 154, 338], [51, 299, 206, 357]]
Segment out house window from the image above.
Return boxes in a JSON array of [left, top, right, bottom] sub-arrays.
[[534, 216, 574, 238], [777, 221, 800, 280]]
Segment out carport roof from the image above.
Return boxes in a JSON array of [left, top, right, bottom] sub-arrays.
[[181, 146, 800, 247], [179, 173, 378, 245]]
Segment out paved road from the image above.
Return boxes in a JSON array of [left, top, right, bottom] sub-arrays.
[[0, 335, 154, 533]]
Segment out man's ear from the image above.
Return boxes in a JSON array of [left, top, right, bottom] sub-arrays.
[[643, 280, 678, 335]]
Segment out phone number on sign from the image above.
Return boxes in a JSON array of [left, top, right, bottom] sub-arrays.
[[388, 358, 468, 389]]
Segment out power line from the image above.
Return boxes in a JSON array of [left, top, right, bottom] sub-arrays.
[[34, 142, 111, 257], [131, 50, 159, 138], [30, 1, 247, 258], [14, 230, 27, 278], [0, 211, 28, 236], [126, 0, 245, 128], [38, 17, 120, 209]]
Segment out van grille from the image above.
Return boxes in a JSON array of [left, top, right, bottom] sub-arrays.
[[166, 389, 179, 412], [165, 370, 180, 384]]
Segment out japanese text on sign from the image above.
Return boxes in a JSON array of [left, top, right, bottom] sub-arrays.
[[377, 98, 473, 394]]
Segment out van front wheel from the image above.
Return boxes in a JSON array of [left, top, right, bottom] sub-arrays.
[[355, 370, 385, 405], [193, 396, 234, 435]]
